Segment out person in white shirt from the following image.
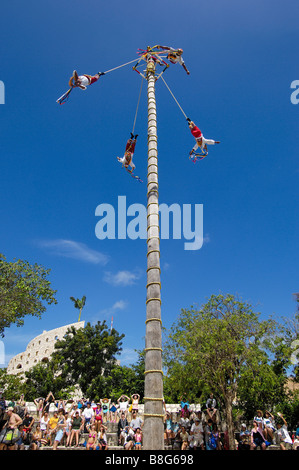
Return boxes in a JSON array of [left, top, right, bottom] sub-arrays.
[[263, 410, 276, 442], [82, 402, 94, 431], [187, 119, 220, 161], [117, 395, 130, 418], [157, 46, 190, 75], [276, 413, 293, 450], [190, 417, 204, 450]]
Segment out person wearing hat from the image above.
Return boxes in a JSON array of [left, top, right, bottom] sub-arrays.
[[82, 402, 94, 431], [190, 416, 204, 450], [238, 423, 251, 450], [94, 403, 103, 432], [4, 407, 22, 430]]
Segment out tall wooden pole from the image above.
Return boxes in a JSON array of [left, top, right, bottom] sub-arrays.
[[143, 57, 164, 450]]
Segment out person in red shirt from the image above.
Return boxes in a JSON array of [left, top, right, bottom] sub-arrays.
[[117, 133, 138, 172], [69, 70, 105, 90], [187, 118, 220, 157]]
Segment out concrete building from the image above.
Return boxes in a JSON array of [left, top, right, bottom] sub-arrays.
[[7, 321, 85, 376]]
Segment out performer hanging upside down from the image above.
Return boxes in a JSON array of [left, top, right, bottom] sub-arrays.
[[187, 118, 220, 156], [57, 70, 105, 104], [158, 46, 190, 75], [117, 133, 138, 172], [69, 70, 105, 90]]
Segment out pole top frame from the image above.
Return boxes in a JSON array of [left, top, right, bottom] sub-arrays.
[[133, 45, 169, 81]]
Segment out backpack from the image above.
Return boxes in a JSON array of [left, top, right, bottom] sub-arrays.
[[208, 433, 217, 450], [0, 427, 21, 445]]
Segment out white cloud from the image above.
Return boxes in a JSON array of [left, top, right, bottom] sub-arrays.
[[103, 269, 142, 286], [112, 300, 127, 310], [38, 239, 109, 265], [96, 299, 128, 320], [119, 347, 139, 366]]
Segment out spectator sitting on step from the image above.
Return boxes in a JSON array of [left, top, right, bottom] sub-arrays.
[[86, 423, 98, 450], [100, 398, 111, 422], [43, 391, 55, 414], [109, 402, 118, 423], [31, 424, 42, 450], [238, 423, 251, 450], [82, 402, 94, 431], [70, 401, 82, 418], [118, 412, 129, 445], [180, 425, 189, 450], [47, 410, 59, 445], [131, 394, 140, 414], [263, 410, 276, 442], [67, 411, 83, 447], [134, 427, 142, 449], [34, 397, 44, 421], [123, 426, 134, 450], [130, 410, 143, 432], [117, 394, 130, 418], [17, 394, 28, 417], [276, 413, 293, 450], [98, 424, 108, 450], [40, 411, 50, 438], [205, 393, 217, 423], [94, 403, 103, 431], [164, 411, 175, 445], [179, 408, 191, 431]]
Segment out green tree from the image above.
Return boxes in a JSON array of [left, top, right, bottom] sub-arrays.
[[103, 351, 145, 403], [0, 368, 25, 400], [52, 321, 124, 398], [0, 254, 57, 337], [164, 294, 277, 449], [70, 295, 86, 322], [23, 359, 67, 400]]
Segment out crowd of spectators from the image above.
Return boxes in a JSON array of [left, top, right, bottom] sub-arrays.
[[0, 391, 144, 450], [165, 395, 299, 451], [0, 390, 298, 450]]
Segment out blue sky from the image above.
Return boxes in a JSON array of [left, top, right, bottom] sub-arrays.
[[1, 0, 298, 369]]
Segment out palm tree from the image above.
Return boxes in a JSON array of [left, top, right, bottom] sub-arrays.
[[70, 295, 86, 322]]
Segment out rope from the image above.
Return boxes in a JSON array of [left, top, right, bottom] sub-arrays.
[[145, 317, 162, 325], [143, 397, 164, 401], [146, 297, 161, 305], [103, 58, 137, 74], [144, 347, 163, 352], [161, 75, 188, 119], [144, 369, 163, 375], [132, 77, 143, 134]]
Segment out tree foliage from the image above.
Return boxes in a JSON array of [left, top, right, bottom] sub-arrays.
[[163, 294, 278, 448], [70, 295, 86, 322], [51, 321, 125, 398], [0, 254, 57, 337]]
